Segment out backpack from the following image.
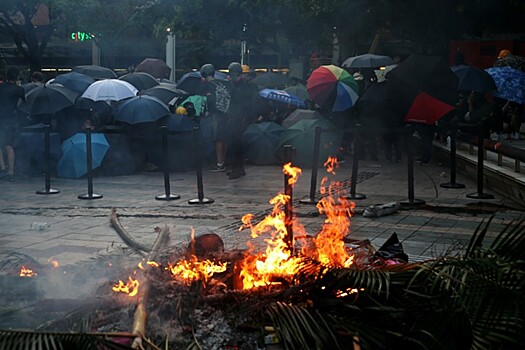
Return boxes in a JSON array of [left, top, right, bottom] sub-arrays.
[[213, 80, 231, 113]]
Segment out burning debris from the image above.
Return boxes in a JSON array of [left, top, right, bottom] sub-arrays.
[[1, 158, 522, 350]]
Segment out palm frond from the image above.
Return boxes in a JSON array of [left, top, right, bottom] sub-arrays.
[[0, 329, 135, 350]]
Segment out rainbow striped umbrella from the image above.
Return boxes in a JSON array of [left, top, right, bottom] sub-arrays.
[[307, 65, 359, 112]]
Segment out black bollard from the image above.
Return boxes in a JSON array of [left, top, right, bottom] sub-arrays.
[[467, 124, 494, 199], [189, 127, 214, 204], [283, 145, 294, 254], [345, 127, 366, 200], [156, 126, 180, 200], [300, 126, 321, 205], [440, 121, 465, 189], [78, 128, 102, 200], [400, 125, 425, 208], [36, 125, 59, 195]]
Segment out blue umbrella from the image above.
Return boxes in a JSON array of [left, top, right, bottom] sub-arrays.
[[485, 66, 525, 104], [259, 88, 306, 108], [451, 65, 497, 93], [57, 133, 109, 178], [114, 95, 170, 124], [243, 121, 284, 165], [51, 72, 95, 94]]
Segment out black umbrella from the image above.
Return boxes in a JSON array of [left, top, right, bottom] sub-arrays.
[[389, 55, 458, 105], [388, 55, 458, 124], [51, 72, 95, 94], [251, 72, 289, 89], [18, 85, 78, 116], [135, 58, 171, 79], [139, 83, 189, 104], [72, 65, 117, 79], [451, 65, 497, 93], [119, 72, 159, 91], [114, 95, 170, 124], [22, 82, 42, 94]]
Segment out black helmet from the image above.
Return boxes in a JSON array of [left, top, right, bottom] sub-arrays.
[[200, 63, 215, 78], [228, 62, 242, 76]]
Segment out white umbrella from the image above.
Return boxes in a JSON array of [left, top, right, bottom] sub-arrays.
[[81, 79, 138, 102], [342, 54, 394, 68]]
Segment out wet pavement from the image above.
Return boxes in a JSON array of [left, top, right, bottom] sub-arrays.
[[0, 154, 524, 268]]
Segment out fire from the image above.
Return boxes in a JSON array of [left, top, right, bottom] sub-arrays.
[[48, 258, 59, 268], [239, 176, 303, 289], [309, 159, 355, 267], [112, 276, 140, 297], [324, 156, 338, 174], [168, 256, 227, 284], [138, 260, 160, 270], [283, 162, 302, 185], [238, 158, 356, 289], [19, 266, 37, 277]]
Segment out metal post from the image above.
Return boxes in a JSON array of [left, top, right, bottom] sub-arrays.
[[78, 128, 102, 199], [467, 125, 494, 199], [189, 127, 214, 204], [36, 125, 59, 195], [440, 121, 465, 189], [156, 126, 180, 200], [283, 145, 294, 254], [299, 126, 321, 205], [400, 125, 425, 208], [346, 127, 366, 200]]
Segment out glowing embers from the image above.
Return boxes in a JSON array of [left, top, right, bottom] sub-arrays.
[[112, 276, 140, 297], [19, 266, 37, 277]]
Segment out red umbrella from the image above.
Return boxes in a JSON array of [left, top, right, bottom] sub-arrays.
[[403, 92, 455, 125]]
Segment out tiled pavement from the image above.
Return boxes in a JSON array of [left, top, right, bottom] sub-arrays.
[[1, 156, 524, 268]]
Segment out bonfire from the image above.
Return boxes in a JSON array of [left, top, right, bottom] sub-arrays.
[[0, 159, 523, 350]]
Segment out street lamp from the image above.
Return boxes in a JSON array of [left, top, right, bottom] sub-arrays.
[[166, 28, 176, 81]]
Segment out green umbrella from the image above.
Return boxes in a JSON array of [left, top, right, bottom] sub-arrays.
[[277, 118, 342, 167], [242, 121, 284, 165], [178, 95, 207, 116]]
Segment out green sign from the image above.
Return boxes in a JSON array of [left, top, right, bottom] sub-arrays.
[[70, 32, 92, 42]]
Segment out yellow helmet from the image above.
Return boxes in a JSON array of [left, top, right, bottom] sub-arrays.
[[242, 64, 250, 73], [175, 106, 188, 115]]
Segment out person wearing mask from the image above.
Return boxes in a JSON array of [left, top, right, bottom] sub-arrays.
[[199, 63, 232, 172], [225, 62, 258, 179], [0, 67, 25, 181]]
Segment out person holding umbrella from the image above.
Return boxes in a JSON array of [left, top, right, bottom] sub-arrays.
[[225, 61, 258, 179], [0, 68, 25, 181]]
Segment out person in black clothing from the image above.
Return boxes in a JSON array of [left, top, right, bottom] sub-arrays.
[[225, 62, 258, 179], [200, 63, 232, 172], [0, 67, 25, 181]]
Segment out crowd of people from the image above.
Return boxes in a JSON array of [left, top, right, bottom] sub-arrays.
[[1, 49, 523, 181]]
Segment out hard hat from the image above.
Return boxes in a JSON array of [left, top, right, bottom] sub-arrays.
[[199, 63, 215, 78], [175, 106, 188, 115], [242, 64, 250, 73], [228, 62, 242, 75], [497, 49, 512, 59]]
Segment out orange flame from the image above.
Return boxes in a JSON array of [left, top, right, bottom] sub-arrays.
[[283, 162, 302, 186], [239, 190, 303, 289], [168, 256, 227, 284], [47, 258, 59, 268], [237, 159, 356, 289], [308, 158, 355, 267], [324, 156, 338, 174], [112, 276, 139, 297], [19, 266, 37, 277]]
